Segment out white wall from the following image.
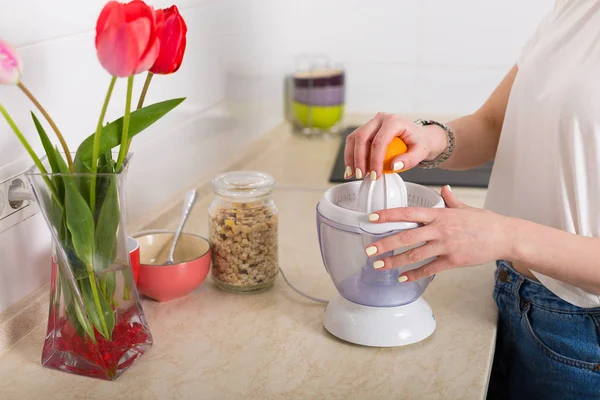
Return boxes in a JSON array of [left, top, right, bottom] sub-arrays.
[[254, 0, 554, 115], [0, 0, 553, 312]]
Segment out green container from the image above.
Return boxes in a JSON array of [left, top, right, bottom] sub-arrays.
[[292, 102, 344, 130]]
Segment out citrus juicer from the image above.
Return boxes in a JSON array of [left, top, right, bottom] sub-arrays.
[[316, 172, 445, 347]]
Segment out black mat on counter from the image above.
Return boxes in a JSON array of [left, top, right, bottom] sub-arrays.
[[329, 127, 493, 188]]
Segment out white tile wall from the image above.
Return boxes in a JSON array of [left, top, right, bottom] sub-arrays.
[[0, 0, 555, 312], [421, 0, 554, 69], [251, 0, 555, 115], [416, 68, 509, 115]]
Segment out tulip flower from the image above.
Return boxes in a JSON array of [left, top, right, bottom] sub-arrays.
[[150, 5, 187, 75], [95, 0, 162, 78], [136, 5, 187, 110], [0, 40, 23, 85], [95, 1, 165, 175]]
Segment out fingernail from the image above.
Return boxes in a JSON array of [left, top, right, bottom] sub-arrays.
[[365, 246, 378, 256], [370, 171, 377, 181], [398, 275, 408, 283], [345, 166, 352, 179], [373, 260, 385, 269], [446, 184, 452, 192], [392, 161, 404, 171], [355, 168, 363, 180], [368, 213, 380, 222]]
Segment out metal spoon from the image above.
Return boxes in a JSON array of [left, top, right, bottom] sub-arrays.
[[165, 189, 197, 265]]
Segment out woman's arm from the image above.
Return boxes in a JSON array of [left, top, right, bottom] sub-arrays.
[[509, 219, 600, 295], [367, 187, 600, 297], [346, 65, 519, 178], [424, 65, 519, 171]]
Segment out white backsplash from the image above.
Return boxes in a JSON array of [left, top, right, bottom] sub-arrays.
[[0, 0, 552, 312]]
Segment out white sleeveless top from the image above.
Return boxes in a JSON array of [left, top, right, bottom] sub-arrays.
[[485, 0, 600, 308]]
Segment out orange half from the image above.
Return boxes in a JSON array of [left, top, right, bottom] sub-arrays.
[[379, 137, 409, 173]]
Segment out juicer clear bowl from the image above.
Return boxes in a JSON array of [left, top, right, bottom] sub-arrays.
[[316, 181, 445, 308]]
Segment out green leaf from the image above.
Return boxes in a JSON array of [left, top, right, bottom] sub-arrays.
[[60, 275, 90, 339], [32, 112, 58, 173], [59, 212, 68, 242], [93, 176, 120, 273], [98, 151, 115, 173], [31, 112, 64, 199], [79, 277, 115, 340], [65, 306, 86, 339], [73, 154, 93, 175], [56, 148, 115, 339], [56, 257, 96, 340], [122, 267, 134, 301], [76, 98, 186, 162], [104, 272, 117, 306], [73, 154, 92, 206], [93, 151, 116, 220], [37, 182, 64, 238], [54, 147, 95, 268]]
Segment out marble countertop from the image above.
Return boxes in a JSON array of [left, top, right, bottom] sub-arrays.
[[0, 118, 497, 400]]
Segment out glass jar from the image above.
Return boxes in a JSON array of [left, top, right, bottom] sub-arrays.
[[208, 171, 279, 292]]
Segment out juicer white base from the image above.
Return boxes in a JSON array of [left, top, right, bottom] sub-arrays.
[[323, 295, 436, 347]]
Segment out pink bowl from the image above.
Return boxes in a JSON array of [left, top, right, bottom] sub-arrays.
[[133, 230, 211, 302]]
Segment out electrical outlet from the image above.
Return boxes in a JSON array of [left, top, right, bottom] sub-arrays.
[[8, 177, 27, 210], [0, 158, 39, 234], [0, 174, 37, 235]]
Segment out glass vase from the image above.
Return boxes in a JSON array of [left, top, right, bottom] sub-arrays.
[[26, 153, 153, 381]]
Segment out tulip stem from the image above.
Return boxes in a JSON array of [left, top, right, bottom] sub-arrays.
[[17, 82, 73, 171], [0, 103, 60, 203], [90, 76, 117, 212], [116, 76, 134, 171], [136, 72, 154, 110]]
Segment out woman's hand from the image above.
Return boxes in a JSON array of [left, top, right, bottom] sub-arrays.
[[344, 112, 447, 180], [365, 186, 515, 282]]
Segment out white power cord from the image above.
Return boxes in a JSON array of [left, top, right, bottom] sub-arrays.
[[8, 187, 35, 202], [278, 267, 329, 304]]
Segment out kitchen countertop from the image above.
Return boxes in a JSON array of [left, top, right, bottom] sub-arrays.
[[0, 118, 497, 400]]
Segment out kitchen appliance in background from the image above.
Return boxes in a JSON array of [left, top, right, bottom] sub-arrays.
[[316, 172, 444, 347], [284, 55, 345, 138]]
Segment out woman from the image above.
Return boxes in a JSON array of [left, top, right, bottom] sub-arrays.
[[344, 1, 600, 399]]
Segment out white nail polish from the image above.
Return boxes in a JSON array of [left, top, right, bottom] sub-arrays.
[[373, 260, 385, 269], [370, 171, 377, 181], [365, 246, 377, 256], [368, 213, 380, 222], [446, 184, 452, 192], [393, 161, 404, 171], [398, 275, 408, 283], [355, 168, 363, 180], [345, 166, 352, 178]]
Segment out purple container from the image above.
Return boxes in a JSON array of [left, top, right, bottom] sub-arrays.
[[316, 207, 434, 307], [293, 86, 344, 106]]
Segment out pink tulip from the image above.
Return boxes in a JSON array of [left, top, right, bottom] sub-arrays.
[[95, 0, 162, 77], [0, 39, 23, 85]]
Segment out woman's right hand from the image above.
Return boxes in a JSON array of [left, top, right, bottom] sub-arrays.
[[344, 113, 447, 180]]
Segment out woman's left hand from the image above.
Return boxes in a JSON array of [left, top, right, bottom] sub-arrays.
[[366, 185, 515, 282]]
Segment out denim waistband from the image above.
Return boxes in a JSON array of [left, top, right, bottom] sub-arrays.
[[495, 260, 600, 314]]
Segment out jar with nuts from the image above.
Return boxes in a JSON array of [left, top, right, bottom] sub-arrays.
[[209, 171, 279, 292]]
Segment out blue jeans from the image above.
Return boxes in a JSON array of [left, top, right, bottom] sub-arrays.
[[487, 260, 600, 400]]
